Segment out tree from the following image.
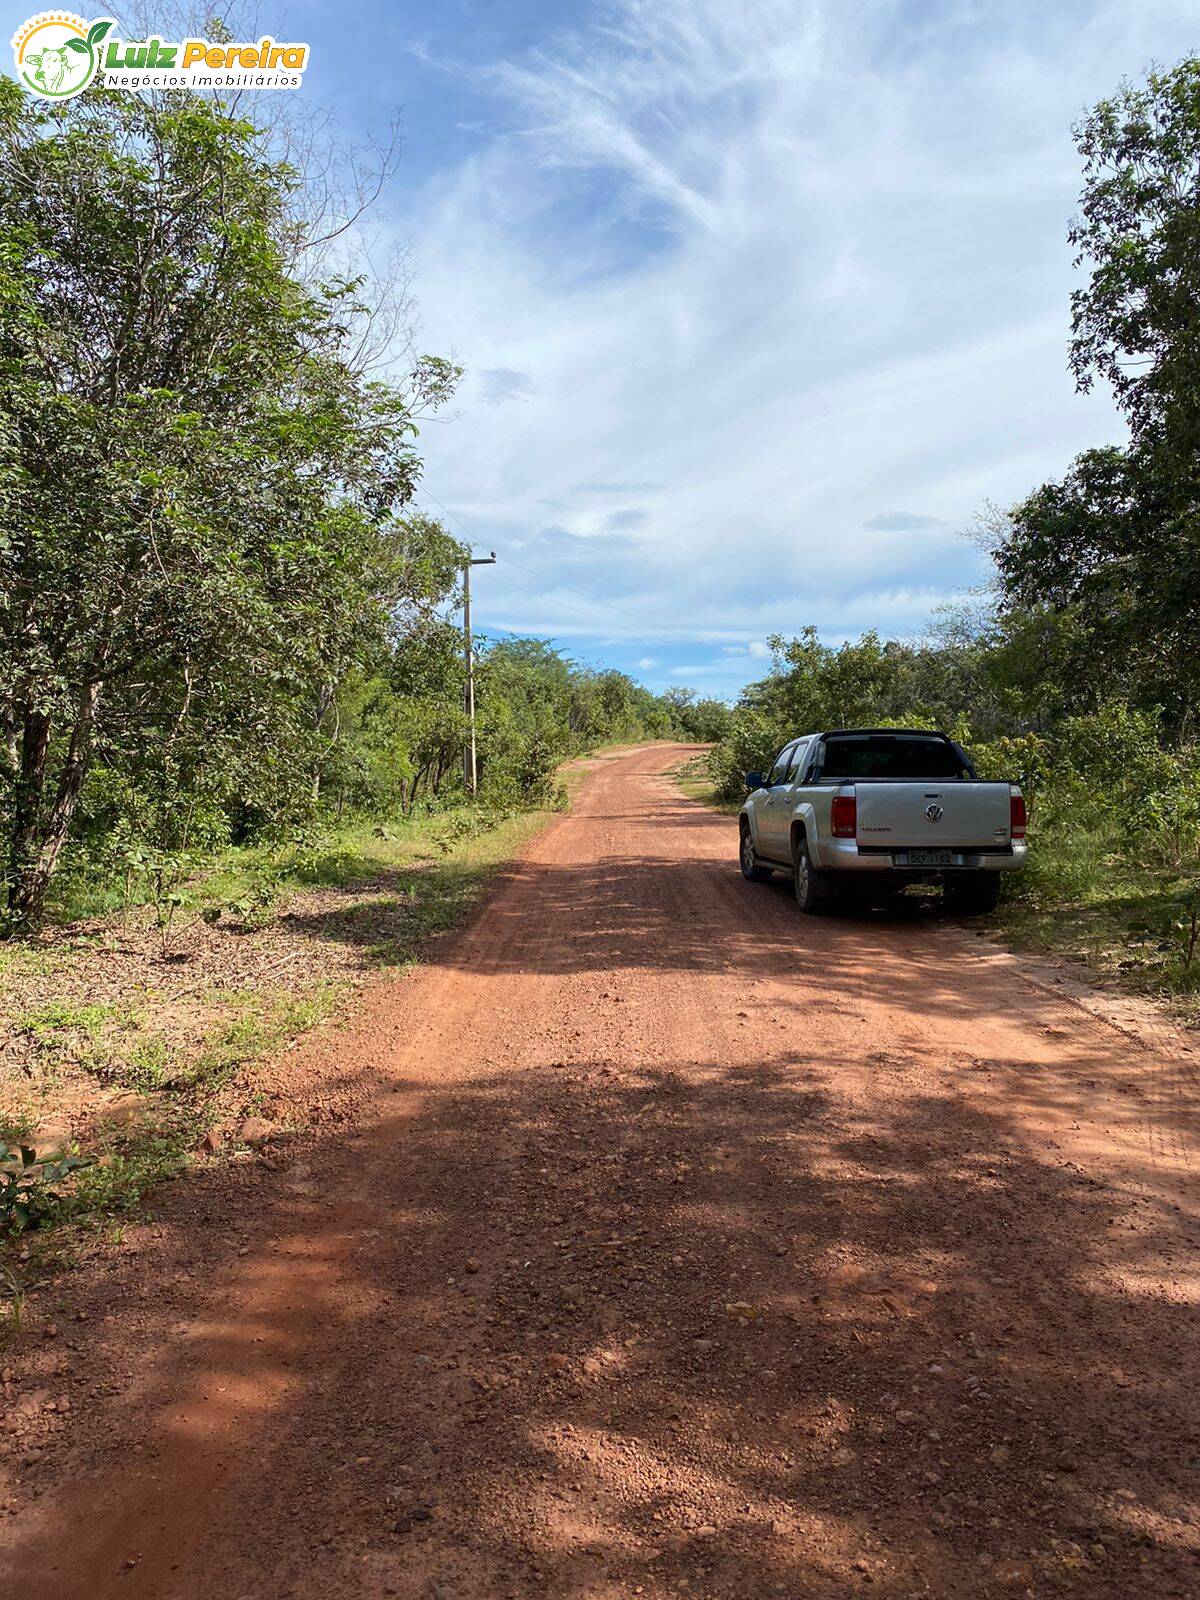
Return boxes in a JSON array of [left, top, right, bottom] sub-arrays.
[[996, 57, 1200, 734], [1069, 58, 1200, 469], [662, 688, 732, 742], [309, 514, 467, 818], [998, 448, 1199, 725], [0, 84, 458, 928]]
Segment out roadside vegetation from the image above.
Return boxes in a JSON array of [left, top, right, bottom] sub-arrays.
[[699, 60, 1200, 1020], [0, 792, 573, 1272]]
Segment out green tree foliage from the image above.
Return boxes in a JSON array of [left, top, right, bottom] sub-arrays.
[[709, 628, 987, 795], [0, 84, 459, 927], [998, 58, 1200, 732], [662, 689, 733, 743], [1068, 58, 1200, 462], [0, 86, 695, 931], [1001, 450, 1198, 729], [473, 642, 675, 808]]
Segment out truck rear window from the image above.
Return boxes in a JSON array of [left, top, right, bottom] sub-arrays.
[[820, 735, 971, 780]]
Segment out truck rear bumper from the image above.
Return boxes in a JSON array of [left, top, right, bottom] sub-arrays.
[[817, 840, 1028, 873]]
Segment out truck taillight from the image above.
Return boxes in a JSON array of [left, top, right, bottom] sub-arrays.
[[1010, 790, 1027, 839], [831, 794, 857, 838]]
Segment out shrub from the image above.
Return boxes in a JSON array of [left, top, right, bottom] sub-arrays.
[[0, 1142, 89, 1233], [707, 709, 790, 801]]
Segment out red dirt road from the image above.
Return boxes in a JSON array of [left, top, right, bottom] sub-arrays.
[[3, 743, 1198, 1598]]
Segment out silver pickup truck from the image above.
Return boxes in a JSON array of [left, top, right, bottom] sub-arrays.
[[738, 728, 1027, 914]]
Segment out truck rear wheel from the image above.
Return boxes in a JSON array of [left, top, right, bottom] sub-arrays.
[[943, 873, 1000, 915], [739, 822, 773, 882], [793, 841, 835, 914]]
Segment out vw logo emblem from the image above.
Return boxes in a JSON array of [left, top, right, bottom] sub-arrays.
[[924, 802, 944, 823]]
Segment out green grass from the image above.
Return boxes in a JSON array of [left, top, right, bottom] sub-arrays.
[[14, 999, 134, 1084], [178, 987, 341, 1094], [44, 801, 552, 930], [10, 991, 345, 1244], [0, 1111, 36, 1145], [66, 1115, 203, 1225], [124, 1035, 170, 1090], [0, 942, 71, 980], [20, 999, 125, 1041], [991, 819, 1200, 1021]]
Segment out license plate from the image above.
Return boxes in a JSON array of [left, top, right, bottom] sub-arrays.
[[902, 849, 955, 866]]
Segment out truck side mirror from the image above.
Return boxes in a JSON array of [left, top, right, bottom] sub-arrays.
[[744, 771, 763, 791]]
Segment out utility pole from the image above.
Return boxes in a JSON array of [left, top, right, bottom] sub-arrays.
[[462, 551, 496, 795]]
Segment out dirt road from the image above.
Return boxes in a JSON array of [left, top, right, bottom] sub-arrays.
[[3, 743, 1198, 1598]]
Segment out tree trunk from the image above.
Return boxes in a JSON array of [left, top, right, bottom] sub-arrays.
[[6, 707, 51, 926], [0, 694, 18, 789], [412, 759, 433, 810], [5, 681, 100, 932]]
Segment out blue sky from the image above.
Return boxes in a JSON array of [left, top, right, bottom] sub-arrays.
[[8, 1, 1198, 697]]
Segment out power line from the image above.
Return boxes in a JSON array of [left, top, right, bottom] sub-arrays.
[[480, 568, 670, 637], [418, 488, 670, 635], [417, 530, 651, 639]]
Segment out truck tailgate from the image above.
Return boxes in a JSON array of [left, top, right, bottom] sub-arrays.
[[854, 782, 1011, 849]]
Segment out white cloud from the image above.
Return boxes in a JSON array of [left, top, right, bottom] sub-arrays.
[[404, 0, 1197, 668], [477, 367, 534, 404]]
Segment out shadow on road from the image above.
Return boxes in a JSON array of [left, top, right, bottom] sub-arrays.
[[15, 1040, 1198, 1598]]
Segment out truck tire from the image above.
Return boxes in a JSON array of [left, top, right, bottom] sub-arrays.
[[793, 840, 835, 914], [944, 873, 1000, 915], [739, 821, 773, 882]]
